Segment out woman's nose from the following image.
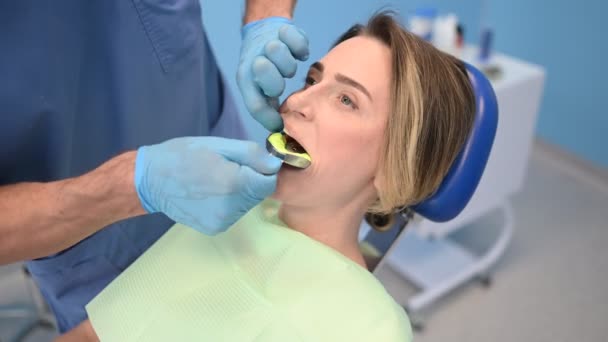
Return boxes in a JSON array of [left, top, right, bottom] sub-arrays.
[[280, 90, 314, 121]]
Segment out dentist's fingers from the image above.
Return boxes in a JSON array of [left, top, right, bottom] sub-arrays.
[[264, 40, 298, 78], [239, 167, 278, 202], [278, 25, 309, 61], [203, 138, 282, 175], [236, 63, 284, 132], [252, 56, 285, 98]]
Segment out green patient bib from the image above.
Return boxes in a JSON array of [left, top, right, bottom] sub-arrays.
[[86, 200, 412, 341]]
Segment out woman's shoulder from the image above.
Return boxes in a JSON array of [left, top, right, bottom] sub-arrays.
[[340, 266, 413, 334], [282, 264, 413, 341]]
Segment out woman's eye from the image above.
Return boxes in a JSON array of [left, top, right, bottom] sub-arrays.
[[340, 95, 355, 108], [305, 76, 317, 87]]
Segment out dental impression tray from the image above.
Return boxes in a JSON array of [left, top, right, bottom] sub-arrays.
[[266, 132, 311, 169]]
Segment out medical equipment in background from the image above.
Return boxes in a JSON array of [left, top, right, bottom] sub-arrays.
[[0, 264, 56, 342], [478, 28, 494, 63], [409, 7, 437, 41], [432, 14, 459, 55], [410, 7, 461, 57], [410, 4, 495, 65], [361, 45, 545, 330], [477, 0, 494, 63]]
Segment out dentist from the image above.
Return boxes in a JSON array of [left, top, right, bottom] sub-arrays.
[[0, 0, 308, 333]]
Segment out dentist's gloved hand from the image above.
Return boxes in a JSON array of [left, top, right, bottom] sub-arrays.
[[134, 137, 282, 235], [237, 17, 309, 132]]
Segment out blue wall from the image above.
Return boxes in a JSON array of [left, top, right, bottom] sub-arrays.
[[486, 0, 608, 169], [202, 1, 608, 168]]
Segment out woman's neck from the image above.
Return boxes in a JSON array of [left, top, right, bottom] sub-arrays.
[[278, 197, 372, 269]]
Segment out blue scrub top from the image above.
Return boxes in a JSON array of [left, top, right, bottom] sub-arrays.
[[0, 0, 245, 332]]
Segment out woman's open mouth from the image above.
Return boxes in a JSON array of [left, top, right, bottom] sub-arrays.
[[266, 129, 312, 169], [282, 129, 308, 155], [284, 134, 307, 154]]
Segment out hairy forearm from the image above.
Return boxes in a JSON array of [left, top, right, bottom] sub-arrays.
[[0, 151, 145, 264], [243, 0, 297, 24]]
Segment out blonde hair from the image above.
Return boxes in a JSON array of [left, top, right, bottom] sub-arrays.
[[334, 12, 476, 213]]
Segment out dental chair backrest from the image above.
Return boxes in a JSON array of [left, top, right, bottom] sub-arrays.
[[411, 62, 498, 222], [368, 63, 498, 273]]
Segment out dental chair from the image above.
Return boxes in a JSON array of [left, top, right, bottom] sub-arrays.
[[364, 62, 501, 330]]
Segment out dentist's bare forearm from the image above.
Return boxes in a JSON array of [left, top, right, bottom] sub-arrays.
[[55, 320, 99, 342], [0, 151, 145, 264], [243, 0, 297, 24]]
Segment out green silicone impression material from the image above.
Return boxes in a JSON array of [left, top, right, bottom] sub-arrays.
[[266, 132, 311, 169]]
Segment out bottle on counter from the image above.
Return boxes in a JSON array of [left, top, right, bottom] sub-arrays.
[[409, 7, 438, 42]]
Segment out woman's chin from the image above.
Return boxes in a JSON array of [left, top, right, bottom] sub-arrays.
[[275, 168, 308, 204], [277, 163, 309, 184]]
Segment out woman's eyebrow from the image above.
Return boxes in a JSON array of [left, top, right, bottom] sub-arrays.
[[309, 61, 373, 102], [310, 61, 324, 72], [335, 73, 373, 102]]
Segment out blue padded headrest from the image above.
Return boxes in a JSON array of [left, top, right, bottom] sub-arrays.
[[411, 63, 498, 222]]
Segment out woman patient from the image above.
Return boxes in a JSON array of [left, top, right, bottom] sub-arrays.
[[57, 12, 475, 341]]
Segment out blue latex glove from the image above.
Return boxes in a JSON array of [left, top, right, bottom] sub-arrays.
[[134, 137, 282, 235], [237, 17, 310, 132]]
